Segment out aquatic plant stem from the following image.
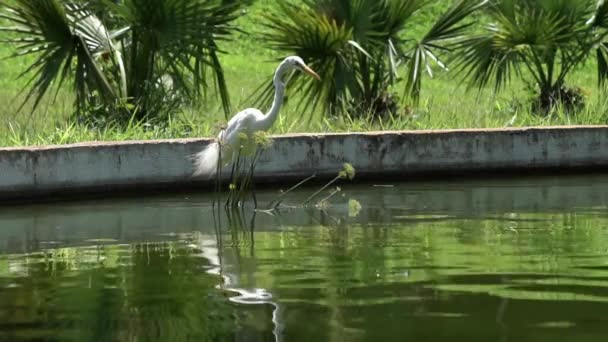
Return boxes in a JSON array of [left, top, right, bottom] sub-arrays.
[[302, 175, 341, 206]]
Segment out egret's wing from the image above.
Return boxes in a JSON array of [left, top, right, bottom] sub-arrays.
[[220, 109, 261, 156]]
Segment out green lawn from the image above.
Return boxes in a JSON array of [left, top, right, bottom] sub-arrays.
[[0, 0, 607, 146]]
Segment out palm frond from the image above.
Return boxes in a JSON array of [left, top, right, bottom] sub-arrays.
[[258, 1, 354, 116], [598, 42, 608, 86], [0, 0, 116, 112], [455, 0, 594, 95], [402, 0, 485, 103], [454, 34, 521, 92], [589, 0, 608, 28], [103, 0, 242, 117]]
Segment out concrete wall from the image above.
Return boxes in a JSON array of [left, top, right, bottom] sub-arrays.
[[1, 126, 608, 201]]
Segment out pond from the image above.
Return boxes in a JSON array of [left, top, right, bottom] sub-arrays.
[[1, 174, 608, 341]]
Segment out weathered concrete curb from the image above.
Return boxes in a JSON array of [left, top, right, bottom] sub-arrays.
[[1, 126, 608, 201]]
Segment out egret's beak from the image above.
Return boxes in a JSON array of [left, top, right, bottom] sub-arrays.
[[302, 64, 321, 81]]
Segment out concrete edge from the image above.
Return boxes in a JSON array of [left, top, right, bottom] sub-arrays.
[[1, 125, 607, 151], [1, 126, 608, 202]]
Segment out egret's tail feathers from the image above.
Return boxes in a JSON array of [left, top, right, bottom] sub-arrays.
[[192, 141, 220, 179]]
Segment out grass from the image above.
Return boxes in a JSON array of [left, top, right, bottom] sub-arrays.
[[0, 0, 607, 147]]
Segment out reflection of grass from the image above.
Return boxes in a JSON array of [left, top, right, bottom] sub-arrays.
[[0, 240, 236, 341], [1, 0, 608, 146], [230, 210, 608, 303], [0, 244, 127, 277], [1, 207, 608, 339], [433, 283, 608, 304]]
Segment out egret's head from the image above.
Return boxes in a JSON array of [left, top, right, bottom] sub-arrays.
[[281, 56, 321, 81]]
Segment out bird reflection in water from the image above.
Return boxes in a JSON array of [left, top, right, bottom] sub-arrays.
[[198, 207, 284, 342]]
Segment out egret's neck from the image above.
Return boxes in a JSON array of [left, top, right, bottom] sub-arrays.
[[258, 75, 286, 131]]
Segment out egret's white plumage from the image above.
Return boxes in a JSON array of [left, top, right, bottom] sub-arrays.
[[193, 56, 320, 178]]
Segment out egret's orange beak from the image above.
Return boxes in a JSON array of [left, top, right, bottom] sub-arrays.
[[302, 64, 321, 81]]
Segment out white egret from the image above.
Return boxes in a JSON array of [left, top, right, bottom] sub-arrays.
[[193, 56, 320, 178]]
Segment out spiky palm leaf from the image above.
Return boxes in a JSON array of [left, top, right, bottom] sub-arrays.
[[256, 0, 483, 119], [257, 0, 355, 117], [454, 0, 595, 96], [402, 0, 485, 103], [1, 0, 241, 121], [104, 0, 241, 118], [257, 0, 411, 118], [589, 0, 608, 85], [0, 0, 117, 112]]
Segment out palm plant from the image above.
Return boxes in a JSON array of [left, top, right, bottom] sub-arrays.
[[454, 0, 608, 112], [255, 0, 484, 119], [0, 0, 241, 122]]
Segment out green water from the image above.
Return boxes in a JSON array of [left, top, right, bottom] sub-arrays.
[[2, 174, 608, 341]]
